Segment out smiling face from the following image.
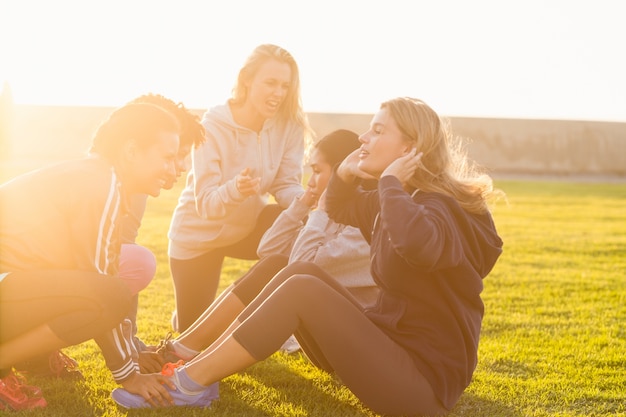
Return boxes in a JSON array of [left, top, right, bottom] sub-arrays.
[[244, 58, 292, 123], [162, 143, 191, 190], [125, 132, 179, 197], [357, 107, 412, 178]]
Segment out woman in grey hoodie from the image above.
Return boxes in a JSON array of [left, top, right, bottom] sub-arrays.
[[168, 44, 313, 332], [257, 129, 379, 309]]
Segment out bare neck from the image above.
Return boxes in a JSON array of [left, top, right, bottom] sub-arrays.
[[230, 102, 265, 133]]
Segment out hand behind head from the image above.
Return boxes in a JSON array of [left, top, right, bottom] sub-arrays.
[[337, 149, 377, 183], [381, 149, 423, 187]]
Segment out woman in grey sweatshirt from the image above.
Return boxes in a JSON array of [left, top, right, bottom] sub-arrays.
[[167, 44, 312, 332], [257, 129, 378, 308]]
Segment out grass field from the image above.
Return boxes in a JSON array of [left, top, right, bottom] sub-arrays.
[[2, 176, 625, 417]]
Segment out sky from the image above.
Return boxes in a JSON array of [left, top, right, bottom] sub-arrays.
[[1, 0, 625, 122]]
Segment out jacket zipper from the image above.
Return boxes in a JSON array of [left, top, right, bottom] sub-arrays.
[[257, 132, 263, 179]]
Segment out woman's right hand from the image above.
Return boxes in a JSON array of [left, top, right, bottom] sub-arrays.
[[336, 149, 375, 183], [138, 351, 167, 374], [236, 168, 261, 197]]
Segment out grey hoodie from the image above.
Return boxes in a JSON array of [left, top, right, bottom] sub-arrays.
[[168, 102, 305, 259]]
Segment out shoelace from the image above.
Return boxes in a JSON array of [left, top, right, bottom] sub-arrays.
[[155, 332, 174, 354], [160, 360, 185, 377]]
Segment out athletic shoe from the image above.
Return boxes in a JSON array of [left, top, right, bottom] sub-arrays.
[[48, 350, 83, 379], [155, 333, 187, 364], [111, 367, 219, 409], [7, 373, 42, 398], [14, 350, 83, 379], [0, 372, 47, 411], [280, 335, 301, 354], [133, 336, 150, 353]]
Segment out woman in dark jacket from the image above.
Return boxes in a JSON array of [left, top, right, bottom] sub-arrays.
[[112, 97, 503, 416]]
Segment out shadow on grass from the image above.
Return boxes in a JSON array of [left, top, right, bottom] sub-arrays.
[[450, 392, 523, 417], [16, 376, 108, 417], [15, 356, 522, 417], [235, 355, 526, 417], [218, 355, 371, 417], [214, 355, 526, 417]]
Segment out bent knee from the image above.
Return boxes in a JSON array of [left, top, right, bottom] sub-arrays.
[[119, 244, 157, 294], [282, 260, 325, 277], [281, 274, 328, 299]]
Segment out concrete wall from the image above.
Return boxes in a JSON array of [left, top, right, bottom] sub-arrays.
[[449, 117, 626, 176], [3, 105, 625, 178], [307, 112, 626, 178]]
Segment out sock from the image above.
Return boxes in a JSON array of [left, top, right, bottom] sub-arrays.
[[174, 367, 206, 394], [171, 341, 199, 360]]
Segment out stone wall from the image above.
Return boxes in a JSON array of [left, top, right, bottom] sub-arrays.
[[307, 112, 626, 178], [449, 117, 626, 176], [4, 105, 625, 178]]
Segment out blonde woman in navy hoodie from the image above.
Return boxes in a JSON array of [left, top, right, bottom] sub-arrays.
[[114, 97, 503, 416], [168, 44, 312, 332]]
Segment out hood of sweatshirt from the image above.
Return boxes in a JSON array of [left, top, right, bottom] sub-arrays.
[[201, 102, 281, 171], [461, 205, 503, 279], [377, 179, 503, 281], [412, 191, 503, 279]]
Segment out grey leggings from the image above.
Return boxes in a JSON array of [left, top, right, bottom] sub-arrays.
[[231, 261, 445, 416]]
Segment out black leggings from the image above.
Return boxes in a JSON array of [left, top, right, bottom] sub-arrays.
[[0, 270, 131, 346], [170, 204, 283, 332], [230, 261, 445, 416]]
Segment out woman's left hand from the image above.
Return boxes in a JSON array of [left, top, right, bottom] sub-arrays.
[[120, 372, 176, 407], [381, 148, 423, 187], [299, 187, 319, 208]]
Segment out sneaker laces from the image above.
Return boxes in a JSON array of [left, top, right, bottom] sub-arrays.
[[160, 360, 185, 377], [155, 332, 187, 363], [155, 332, 174, 355]]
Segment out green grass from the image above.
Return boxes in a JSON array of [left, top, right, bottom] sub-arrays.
[[2, 173, 625, 416]]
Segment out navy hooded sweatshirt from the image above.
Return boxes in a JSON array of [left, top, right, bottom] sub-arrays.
[[325, 173, 503, 410]]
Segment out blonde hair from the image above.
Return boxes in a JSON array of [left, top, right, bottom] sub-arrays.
[[382, 97, 501, 214], [231, 44, 314, 146]]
